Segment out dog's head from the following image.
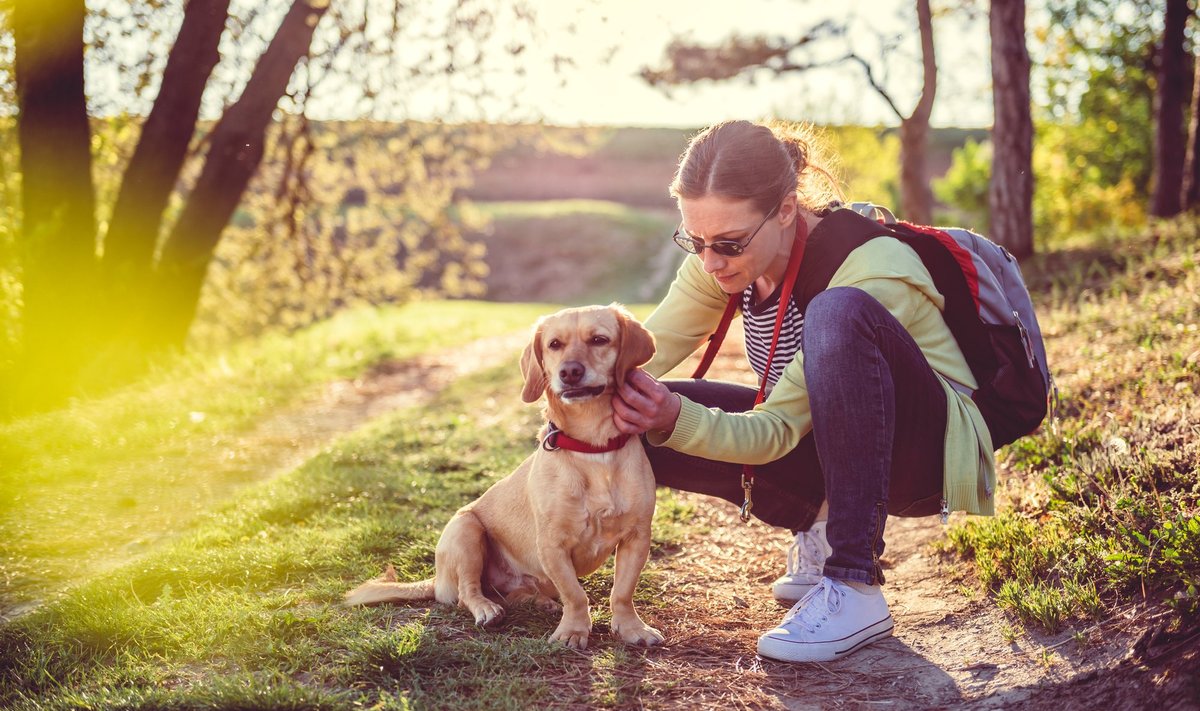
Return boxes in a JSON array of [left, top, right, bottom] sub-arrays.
[[519, 304, 655, 404]]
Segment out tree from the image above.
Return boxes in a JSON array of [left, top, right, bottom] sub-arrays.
[[640, 0, 940, 224], [11, 0, 96, 407], [1150, 0, 1191, 218], [2, 0, 539, 413], [989, 0, 1034, 259], [1183, 31, 1200, 209]]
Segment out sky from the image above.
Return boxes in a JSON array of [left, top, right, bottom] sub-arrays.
[[491, 0, 994, 128], [82, 0, 996, 129]]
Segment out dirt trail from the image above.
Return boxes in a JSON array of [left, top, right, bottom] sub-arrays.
[[634, 334, 1197, 709]]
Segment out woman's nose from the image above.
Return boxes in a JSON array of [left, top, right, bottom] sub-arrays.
[[701, 248, 726, 273]]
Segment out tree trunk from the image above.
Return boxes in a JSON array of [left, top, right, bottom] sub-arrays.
[[899, 0, 936, 224], [11, 0, 96, 409], [1151, 0, 1190, 217], [150, 0, 330, 349], [102, 0, 231, 332], [1182, 29, 1200, 210], [989, 0, 1034, 259]]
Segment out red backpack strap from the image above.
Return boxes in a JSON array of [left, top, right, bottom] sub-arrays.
[[690, 294, 740, 379]]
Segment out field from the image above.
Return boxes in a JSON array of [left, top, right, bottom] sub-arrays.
[[1, 216, 1198, 707]]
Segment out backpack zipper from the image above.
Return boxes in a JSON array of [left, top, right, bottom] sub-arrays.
[[1014, 310, 1036, 367]]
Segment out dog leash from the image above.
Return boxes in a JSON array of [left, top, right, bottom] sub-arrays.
[[691, 216, 810, 522], [541, 422, 631, 453]]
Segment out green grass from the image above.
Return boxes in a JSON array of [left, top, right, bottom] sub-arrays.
[[944, 216, 1200, 631], [0, 344, 689, 710], [473, 200, 679, 305], [0, 301, 552, 614]]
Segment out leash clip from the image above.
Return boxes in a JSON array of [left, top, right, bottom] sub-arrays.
[[739, 472, 754, 523], [541, 423, 561, 452]]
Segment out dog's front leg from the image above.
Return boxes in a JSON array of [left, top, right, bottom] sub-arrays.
[[610, 529, 664, 646], [536, 537, 592, 650]]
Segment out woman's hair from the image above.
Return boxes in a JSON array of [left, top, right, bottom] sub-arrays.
[[669, 119, 844, 214]]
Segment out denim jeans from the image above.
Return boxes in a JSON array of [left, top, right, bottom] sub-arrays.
[[646, 287, 947, 585]]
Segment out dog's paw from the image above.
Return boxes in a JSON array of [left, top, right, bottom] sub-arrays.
[[534, 596, 562, 613], [471, 599, 506, 627], [549, 621, 591, 650], [613, 619, 665, 647]]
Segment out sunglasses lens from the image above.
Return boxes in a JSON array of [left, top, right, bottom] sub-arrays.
[[673, 232, 701, 254], [712, 242, 743, 257]]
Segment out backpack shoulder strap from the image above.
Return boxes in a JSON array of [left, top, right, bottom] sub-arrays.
[[791, 208, 892, 312]]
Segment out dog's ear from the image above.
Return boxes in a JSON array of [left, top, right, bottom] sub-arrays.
[[520, 324, 547, 403], [613, 304, 656, 385]]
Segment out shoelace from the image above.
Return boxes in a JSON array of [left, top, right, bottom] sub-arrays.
[[782, 578, 844, 633], [784, 528, 826, 576]]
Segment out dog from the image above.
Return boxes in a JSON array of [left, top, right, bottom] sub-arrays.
[[345, 304, 663, 650]]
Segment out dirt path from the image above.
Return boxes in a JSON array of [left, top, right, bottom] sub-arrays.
[[633, 334, 1196, 709]]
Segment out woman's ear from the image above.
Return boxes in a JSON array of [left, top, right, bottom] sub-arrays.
[[613, 304, 656, 385], [520, 327, 547, 403], [778, 192, 799, 229]]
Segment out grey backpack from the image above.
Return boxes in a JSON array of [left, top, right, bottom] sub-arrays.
[[792, 202, 1053, 448]]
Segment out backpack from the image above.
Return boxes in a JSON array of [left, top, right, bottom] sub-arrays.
[[793, 202, 1053, 448]]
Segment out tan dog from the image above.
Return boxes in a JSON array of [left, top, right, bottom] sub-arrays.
[[345, 304, 663, 649]]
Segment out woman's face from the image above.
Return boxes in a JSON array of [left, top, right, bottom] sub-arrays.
[[677, 194, 795, 294]]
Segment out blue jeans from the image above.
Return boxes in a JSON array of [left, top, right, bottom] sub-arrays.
[[646, 287, 947, 585]]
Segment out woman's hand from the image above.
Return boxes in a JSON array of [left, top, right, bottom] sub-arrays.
[[613, 369, 681, 435]]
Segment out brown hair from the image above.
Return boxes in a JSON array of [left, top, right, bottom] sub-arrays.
[[669, 120, 844, 214]]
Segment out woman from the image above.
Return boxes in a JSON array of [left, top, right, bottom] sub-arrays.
[[611, 119, 996, 663]]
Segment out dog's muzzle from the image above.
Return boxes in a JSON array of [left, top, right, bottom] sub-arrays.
[[559, 385, 606, 401]]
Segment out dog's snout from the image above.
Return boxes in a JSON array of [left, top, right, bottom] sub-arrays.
[[559, 361, 586, 386]]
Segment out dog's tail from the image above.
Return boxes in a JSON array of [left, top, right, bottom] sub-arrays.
[[344, 564, 436, 606]]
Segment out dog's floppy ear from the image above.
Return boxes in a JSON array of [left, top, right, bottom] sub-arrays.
[[520, 323, 547, 403], [613, 303, 656, 385]]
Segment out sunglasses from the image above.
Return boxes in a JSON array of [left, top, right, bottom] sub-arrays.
[[672, 204, 780, 257]]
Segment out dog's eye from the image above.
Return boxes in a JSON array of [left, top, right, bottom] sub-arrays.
[[589, 335, 610, 346], [547, 339, 564, 350]]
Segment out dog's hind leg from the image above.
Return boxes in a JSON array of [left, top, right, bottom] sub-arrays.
[[504, 586, 562, 613], [436, 510, 505, 627]]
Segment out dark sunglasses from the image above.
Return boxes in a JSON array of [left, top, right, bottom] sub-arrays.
[[672, 205, 780, 257]]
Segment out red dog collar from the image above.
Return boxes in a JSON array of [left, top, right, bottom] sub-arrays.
[[541, 423, 630, 453]]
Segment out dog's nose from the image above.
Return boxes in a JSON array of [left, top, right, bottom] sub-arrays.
[[559, 361, 585, 386]]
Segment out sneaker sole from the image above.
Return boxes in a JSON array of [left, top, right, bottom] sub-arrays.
[[756, 616, 895, 663], [771, 581, 820, 605]]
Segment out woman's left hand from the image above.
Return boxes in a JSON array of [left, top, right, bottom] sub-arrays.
[[613, 369, 681, 435]]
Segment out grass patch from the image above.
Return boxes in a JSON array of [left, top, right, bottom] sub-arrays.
[[0, 328, 689, 709], [0, 301, 551, 614], [473, 200, 680, 305], [945, 216, 1200, 630]]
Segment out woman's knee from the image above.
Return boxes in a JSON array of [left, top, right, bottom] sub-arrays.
[[803, 287, 889, 365]]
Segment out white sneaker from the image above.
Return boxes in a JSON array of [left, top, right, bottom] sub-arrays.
[[771, 521, 832, 603], [757, 577, 894, 663]]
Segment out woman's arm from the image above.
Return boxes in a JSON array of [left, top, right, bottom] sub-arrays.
[[641, 254, 730, 378]]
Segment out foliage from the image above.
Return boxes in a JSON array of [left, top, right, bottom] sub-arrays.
[[1031, 119, 1148, 243], [192, 120, 520, 344], [936, 117, 1149, 246], [823, 125, 900, 208], [945, 216, 1200, 630], [933, 137, 990, 229]]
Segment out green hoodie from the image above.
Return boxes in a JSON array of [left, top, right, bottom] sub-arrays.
[[642, 235, 996, 517]]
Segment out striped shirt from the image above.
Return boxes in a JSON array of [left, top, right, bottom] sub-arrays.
[[741, 284, 804, 390]]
